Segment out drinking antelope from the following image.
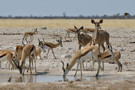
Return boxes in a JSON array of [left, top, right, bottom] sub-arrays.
[[22, 28, 38, 44], [61, 43, 101, 78]]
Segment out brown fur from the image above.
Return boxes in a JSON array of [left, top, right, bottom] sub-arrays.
[[65, 28, 77, 41], [83, 28, 95, 34], [18, 44, 36, 75], [91, 19, 110, 52], [66, 43, 100, 76], [98, 51, 122, 72], [74, 26, 92, 49], [22, 28, 37, 43], [0, 50, 14, 69]]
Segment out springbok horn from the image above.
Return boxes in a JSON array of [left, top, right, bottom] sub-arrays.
[[42, 38, 45, 43], [61, 61, 64, 70]]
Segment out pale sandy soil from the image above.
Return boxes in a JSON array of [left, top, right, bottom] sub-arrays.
[[0, 26, 135, 90]]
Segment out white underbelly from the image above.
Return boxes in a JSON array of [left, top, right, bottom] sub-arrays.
[[101, 56, 114, 63], [80, 51, 93, 62]]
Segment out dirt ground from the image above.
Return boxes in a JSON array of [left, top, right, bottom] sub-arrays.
[[0, 26, 135, 90]]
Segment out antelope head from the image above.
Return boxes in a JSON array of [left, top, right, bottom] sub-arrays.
[[34, 28, 38, 33], [91, 19, 103, 30], [12, 57, 23, 74], [61, 61, 69, 78], [38, 38, 46, 52], [74, 26, 84, 34], [56, 37, 63, 47]]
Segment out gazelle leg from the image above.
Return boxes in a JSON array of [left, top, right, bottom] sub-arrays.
[[96, 59, 101, 76], [51, 49, 57, 59], [80, 59, 83, 78], [74, 60, 80, 77], [22, 61, 26, 75], [46, 49, 50, 58]]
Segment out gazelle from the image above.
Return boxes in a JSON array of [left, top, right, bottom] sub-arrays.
[[91, 19, 110, 53], [98, 47, 122, 72], [61, 43, 101, 78], [74, 26, 93, 71], [74, 26, 92, 50], [0, 50, 15, 69], [65, 28, 77, 41], [22, 28, 38, 44], [12, 44, 37, 75], [83, 28, 95, 35], [43, 37, 63, 59], [13, 40, 46, 74]]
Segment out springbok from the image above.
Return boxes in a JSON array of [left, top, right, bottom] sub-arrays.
[[74, 26, 92, 50], [65, 28, 77, 41], [91, 19, 110, 53], [0, 50, 15, 69], [83, 28, 95, 35], [12, 44, 37, 75], [43, 37, 63, 59], [13, 40, 46, 74], [98, 46, 122, 72], [61, 43, 101, 78], [22, 28, 38, 44]]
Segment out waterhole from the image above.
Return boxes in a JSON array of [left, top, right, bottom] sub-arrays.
[[0, 72, 134, 83]]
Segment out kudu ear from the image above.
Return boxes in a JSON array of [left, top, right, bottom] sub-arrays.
[[80, 26, 84, 30], [91, 19, 95, 24], [99, 19, 103, 23], [74, 25, 77, 29]]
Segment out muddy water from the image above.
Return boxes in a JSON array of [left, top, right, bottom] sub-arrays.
[[0, 72, 134, 83]]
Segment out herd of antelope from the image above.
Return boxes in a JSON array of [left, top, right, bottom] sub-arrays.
[[0, 19, 122, 79]]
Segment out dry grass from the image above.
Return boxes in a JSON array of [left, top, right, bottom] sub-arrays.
[[0, 19, 135, 29]]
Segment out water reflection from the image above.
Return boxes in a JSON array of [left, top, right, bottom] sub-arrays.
[[0, 73, 133, 83]]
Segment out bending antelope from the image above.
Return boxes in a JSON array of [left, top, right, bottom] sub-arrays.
[[12, 44, 37, 75], [22, 28, 38, 44], [74, 26, 93, 71], [91, 19, 110, 53], [61, 43, 101, 78], [65, 28, 77, 41], [98, 46, 122, 72], [0, 50, 15, 69], [43, 37, 63, 59]]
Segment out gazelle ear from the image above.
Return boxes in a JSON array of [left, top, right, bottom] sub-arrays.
[[67, 63, 69, 67], [38, 38, 40, 42], [60, 37, 62, 41], [99, 19, 103, 23], [74, 25, 77, 29], [91, 19, 95, 24], [42, 38, 45, 43]]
